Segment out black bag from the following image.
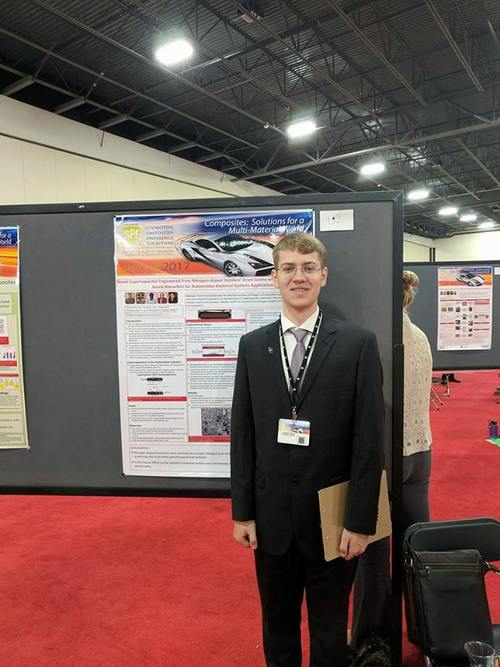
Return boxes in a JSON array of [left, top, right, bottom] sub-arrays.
[[405, 547, 497, 664]]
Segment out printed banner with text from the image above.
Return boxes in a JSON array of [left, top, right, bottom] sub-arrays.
[[0, 227, 29, 449], [437, 265, 493, 350], [114, 209, 314, 477]]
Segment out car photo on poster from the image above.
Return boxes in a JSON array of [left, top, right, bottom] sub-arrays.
[[178, 233, 274, 276], [457, 272, 485, 287]]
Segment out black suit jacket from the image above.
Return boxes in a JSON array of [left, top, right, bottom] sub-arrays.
[[230, 313, 385, 559]]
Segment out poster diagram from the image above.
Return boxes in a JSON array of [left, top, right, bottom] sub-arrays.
[[114, 209, 314, 477], [437, 266, 493, 351], [0, 227, 29, 449]]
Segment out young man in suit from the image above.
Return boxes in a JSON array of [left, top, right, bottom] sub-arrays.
[[230, 232, 385, 667]]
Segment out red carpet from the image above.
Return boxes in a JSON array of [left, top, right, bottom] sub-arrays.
[[0, 370, 498, 666]]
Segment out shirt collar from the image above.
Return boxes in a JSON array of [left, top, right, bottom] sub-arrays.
[[281, 306, 320, 334]]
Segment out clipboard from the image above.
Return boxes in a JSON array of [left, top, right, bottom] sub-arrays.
[[318, 470, 392, 561]]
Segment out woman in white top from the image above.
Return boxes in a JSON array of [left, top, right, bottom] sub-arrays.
[[402, 270, 432, 528]]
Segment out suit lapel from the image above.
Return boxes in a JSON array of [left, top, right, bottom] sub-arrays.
[[297, 318, 337, 409], [266, 322, 290, 404]]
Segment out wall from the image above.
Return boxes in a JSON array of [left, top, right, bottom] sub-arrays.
[[0, 95, 277, 205], [403, 233, 433, 261], [403, 231, 500, 263], [435, 230, 500, 261]]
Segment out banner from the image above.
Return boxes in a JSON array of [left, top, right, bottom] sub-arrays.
[[114, 209, 314, 477], [437, 265, 493, 350], [0, 227, 29, 449]]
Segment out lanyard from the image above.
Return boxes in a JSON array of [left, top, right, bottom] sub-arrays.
[[279, 310, 322, 420]]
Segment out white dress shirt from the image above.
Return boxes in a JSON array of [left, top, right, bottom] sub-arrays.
[[403, 309, 433, 456], [280, 306, 320, 392]]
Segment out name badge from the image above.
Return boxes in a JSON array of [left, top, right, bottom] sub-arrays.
[[277, 419, 311, 446]]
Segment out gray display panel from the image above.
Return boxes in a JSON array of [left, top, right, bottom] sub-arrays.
[[405, 262, 500, 370], [0, 194, 402, 492]]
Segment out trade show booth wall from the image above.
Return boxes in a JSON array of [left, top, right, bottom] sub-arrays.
[[405, 261, 500, 370]]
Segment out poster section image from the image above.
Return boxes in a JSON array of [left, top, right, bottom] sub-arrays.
[[437, 266, 493, 350], [0, 227, 29, 449], [114, 209, 314, 477]]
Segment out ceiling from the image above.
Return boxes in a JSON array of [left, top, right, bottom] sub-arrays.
[[1, 0, 500, 238]]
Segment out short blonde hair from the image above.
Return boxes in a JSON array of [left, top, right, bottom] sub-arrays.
[[273, 232, 327, 267], [403, 270, 420, 309]]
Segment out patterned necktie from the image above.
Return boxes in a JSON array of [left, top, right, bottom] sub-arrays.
[[290, 328, 308, 383]]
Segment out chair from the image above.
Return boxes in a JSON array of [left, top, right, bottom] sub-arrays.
[[430, 386, 443, 410], [404, 517, 500, 666]]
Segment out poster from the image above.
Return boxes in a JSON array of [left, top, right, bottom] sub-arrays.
[[114, 209, 314, 477], [437, 266, 493, 350], [0, 227, 29, 449]]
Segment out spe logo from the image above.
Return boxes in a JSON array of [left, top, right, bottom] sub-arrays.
[[122, 225, 141, 242]]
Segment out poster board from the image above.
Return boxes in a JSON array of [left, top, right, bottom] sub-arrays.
[[0, 193, 402, 493], [405, 261, 500, 369]]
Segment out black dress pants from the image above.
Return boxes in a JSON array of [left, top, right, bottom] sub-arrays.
[[254, 538, 357, 667]]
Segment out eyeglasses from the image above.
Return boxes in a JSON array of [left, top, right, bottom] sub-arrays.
[[275, 263, 324, 276]]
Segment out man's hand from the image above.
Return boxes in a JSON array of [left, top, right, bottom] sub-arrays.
[[233, 520, 258, 550], [339, 529, 369, 560]]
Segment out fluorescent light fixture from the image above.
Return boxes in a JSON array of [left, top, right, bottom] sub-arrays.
[[286, 119, 317, 139], [459, 213, 477, 222], [407, 187, 429, 201], [478, 221, 495, 230], [438, 206, 458, 216], [155, 39, 194, 66], [360, 161, 386, 176]]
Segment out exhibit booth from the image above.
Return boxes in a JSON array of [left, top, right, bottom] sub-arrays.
[[0, 192, 404, 663]]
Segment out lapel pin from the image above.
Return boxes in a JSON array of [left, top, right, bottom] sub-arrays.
[[268, 346, 274, 354]]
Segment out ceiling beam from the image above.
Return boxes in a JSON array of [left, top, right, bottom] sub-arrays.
[[115, 0, 297, 112], [54, 96, 86, 114], [0, 60, 247, 170], [0, 26, 259, 150], [98, 114, 129, 130], [234, 117, 500, 180], [135, 129, 165, 142], [424, 0, 484, 92], [324, 0, 427, 106], [29, 0, 289, 141], [2, 76, 34, 96], [183, 1, 422, 77], [195, 0, 373, 128], [225, 0, 377, 119], [454, 137, 500, 187]]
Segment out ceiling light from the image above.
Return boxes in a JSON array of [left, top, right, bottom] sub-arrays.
[[360, 161, 386, 176], [286, 119, 317, 139], [407, 187, 429, 201], [438, 206, 458, 216], [478, 221, 495, 230], [459, 213, 477, 222], [155, 39, 194, 66]]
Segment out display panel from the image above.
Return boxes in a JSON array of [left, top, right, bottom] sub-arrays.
[[405, 261, 500, 369], [0, 193, 402, 493]]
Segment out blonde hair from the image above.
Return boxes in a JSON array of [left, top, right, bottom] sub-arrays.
[[403, 270, 420, 309], [273, 232, 327, 267]]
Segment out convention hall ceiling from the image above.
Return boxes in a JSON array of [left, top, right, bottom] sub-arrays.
[[1, 0, 499, 238]]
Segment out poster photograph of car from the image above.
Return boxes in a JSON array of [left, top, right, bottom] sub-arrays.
[[178, 233, 274, 277], [114, 209, 314, 478], [437, 265, 493, 351]]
